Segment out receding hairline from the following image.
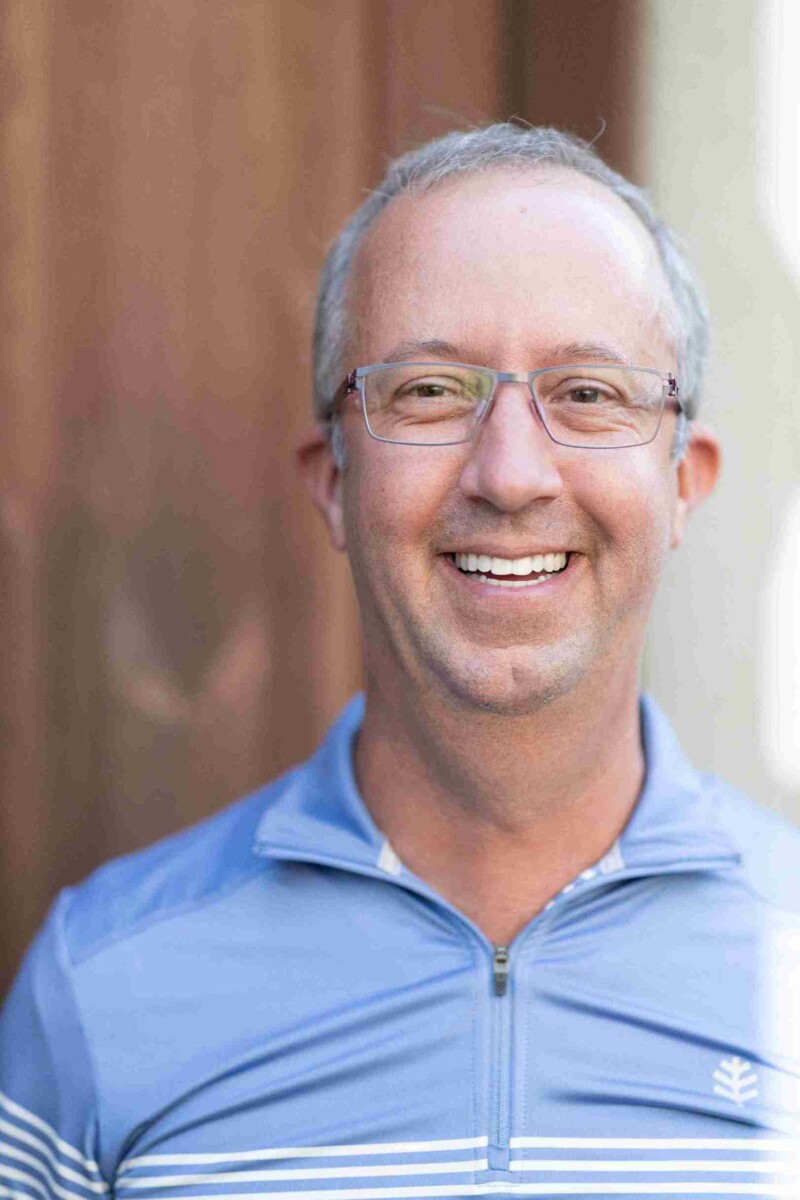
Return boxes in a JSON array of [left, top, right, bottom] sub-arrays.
[[356, 159, 665, 264], [343, 160, 681, 367]]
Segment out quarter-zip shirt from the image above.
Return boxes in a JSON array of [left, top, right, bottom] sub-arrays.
[[2, 692, 800, 1200]]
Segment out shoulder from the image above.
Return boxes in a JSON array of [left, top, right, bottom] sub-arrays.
[[63, 765, 300, 967], [701, 770, 800, 913]]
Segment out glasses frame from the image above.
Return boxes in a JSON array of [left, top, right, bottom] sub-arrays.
[[330, 361, 684, 450]]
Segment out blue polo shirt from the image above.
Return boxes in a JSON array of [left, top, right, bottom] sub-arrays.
[[2, 692, 800, 1200]]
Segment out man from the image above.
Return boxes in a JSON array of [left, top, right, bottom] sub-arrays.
[[2, 123, 799, 1200]]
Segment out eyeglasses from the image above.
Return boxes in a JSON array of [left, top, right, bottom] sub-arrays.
[[330, 361, 683, 449]]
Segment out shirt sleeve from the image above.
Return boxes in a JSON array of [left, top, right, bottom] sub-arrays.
[[0, 888, 109, 1200]]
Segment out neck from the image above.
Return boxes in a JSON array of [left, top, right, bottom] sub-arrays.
[[353, 666, 645, 946]]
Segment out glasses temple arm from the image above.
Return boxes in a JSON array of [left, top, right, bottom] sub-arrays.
[[327, 370, 357, 424]]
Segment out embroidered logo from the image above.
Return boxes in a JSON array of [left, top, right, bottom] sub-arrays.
[[713, 1055, 759, 1107]]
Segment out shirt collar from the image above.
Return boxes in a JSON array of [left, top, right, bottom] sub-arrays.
[[621, 691, 741, 870], [252, 692, 741, 878]]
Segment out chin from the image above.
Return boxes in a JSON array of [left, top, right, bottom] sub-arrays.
[[431, 647, 587, 718]]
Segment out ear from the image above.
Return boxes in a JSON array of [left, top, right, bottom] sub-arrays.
[[670, 421, 721, 550], [295, 425, 347, 552]]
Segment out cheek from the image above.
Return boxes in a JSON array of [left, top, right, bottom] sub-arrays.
[[343, 454, 436, 581], [574, 461, 672, 570]]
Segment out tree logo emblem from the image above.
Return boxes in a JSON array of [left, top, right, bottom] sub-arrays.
[[713, 1055, 759, 1107]]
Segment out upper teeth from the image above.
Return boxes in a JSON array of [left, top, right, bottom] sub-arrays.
[[455, 551, 568, 575]]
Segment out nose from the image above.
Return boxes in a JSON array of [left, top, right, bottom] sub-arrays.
[[457, 380, 564, 511]]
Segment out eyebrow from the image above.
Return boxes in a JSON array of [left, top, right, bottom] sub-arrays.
[[381, 339, 468, 363], [379, 339, 634, 367], [550, 340, 634, 366]]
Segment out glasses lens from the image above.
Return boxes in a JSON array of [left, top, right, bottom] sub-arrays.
[[363, 363, 492, 444], [533, 366, 665, 447]]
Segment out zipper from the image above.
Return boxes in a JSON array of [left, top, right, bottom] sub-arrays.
[[488, 943, 513, 1161], [492, 945, 510, 996]]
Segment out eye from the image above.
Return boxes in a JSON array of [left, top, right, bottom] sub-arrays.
[[397, 376, 465, 399], [402, 382, 450, 397], [546, 378, 621, 406], [569, 386, 603, 404]]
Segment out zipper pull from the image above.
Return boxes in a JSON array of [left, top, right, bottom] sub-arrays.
[[492, 945, 510, 996]]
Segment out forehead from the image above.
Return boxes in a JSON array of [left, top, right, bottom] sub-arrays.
[[349, 167, 676, 367]]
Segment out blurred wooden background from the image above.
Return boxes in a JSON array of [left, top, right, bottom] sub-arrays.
[[0, 0, 641, 995]]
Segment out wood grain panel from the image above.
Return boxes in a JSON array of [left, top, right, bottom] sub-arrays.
[[377, 0, 508, 150], [0, 0, 642, 995], [1, 0, 58, 975], [509, 0, 644, 180]]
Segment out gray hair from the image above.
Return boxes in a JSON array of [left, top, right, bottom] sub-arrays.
[[313, 123, 706, 470]]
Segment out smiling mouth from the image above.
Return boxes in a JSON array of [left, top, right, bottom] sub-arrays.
[[446, 551, 572, 585]]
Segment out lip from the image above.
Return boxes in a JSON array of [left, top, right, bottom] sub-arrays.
[[439, 551, 579, 599], [444, 548, 574, 559]]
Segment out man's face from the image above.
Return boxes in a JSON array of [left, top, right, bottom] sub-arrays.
[[302, 167, 718, 718]]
